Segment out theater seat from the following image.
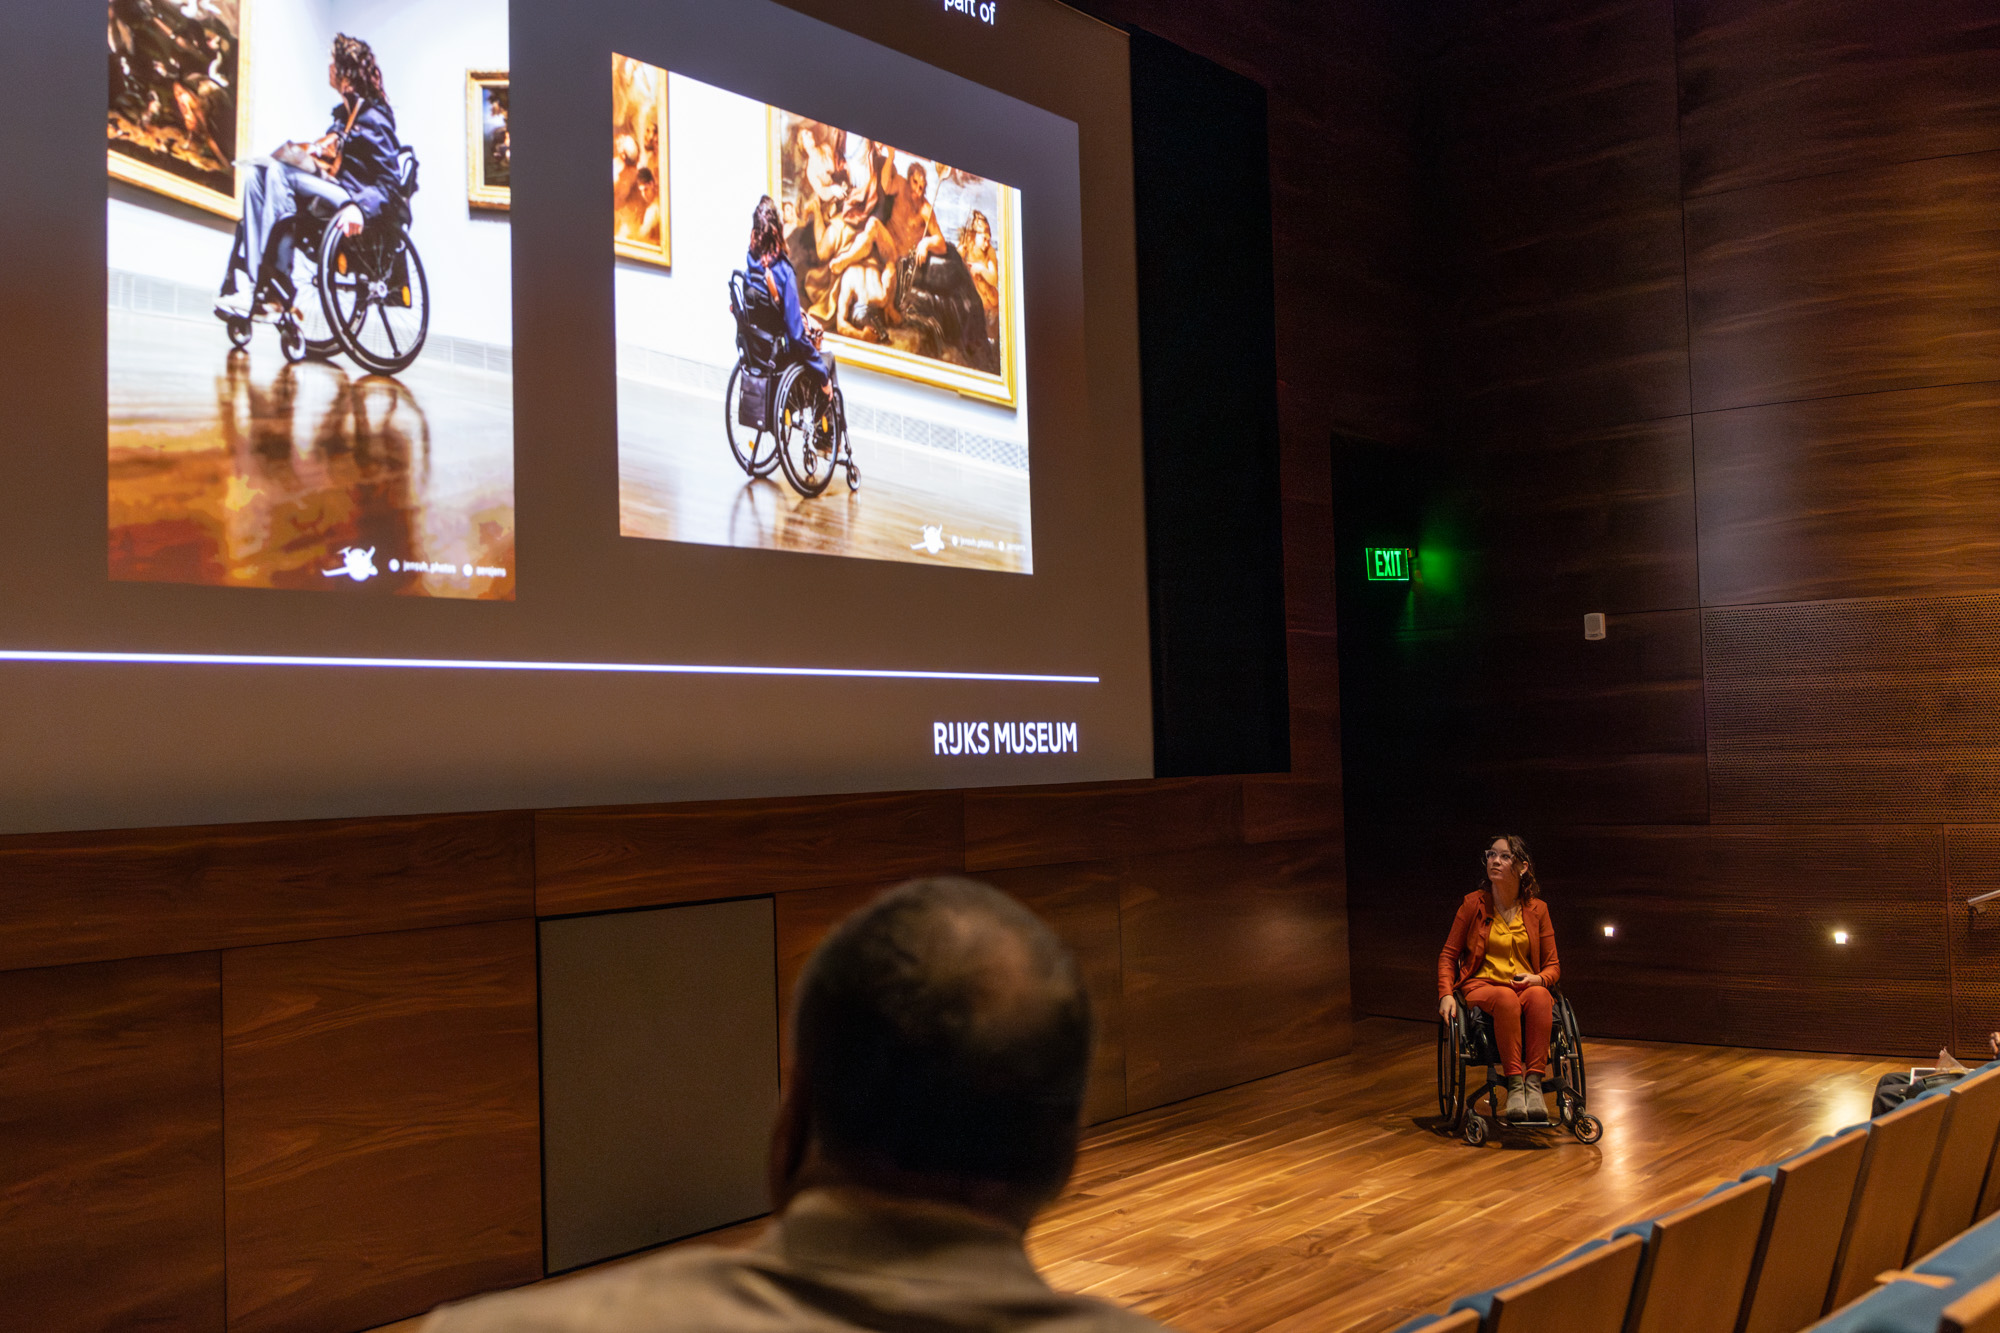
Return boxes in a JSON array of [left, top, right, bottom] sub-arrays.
[[1829, 1093, 1954, 1310], [1615, 1176, 1773, 1333], [1942, 1269, 2000, 1333], [1446, 1233, 1643, 1333], [1910, 1066, 2000, 1261], [1739, 1128, 1870, 1333]]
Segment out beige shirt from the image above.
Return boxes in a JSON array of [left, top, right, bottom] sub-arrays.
[[423, 1190, 1169, 1333]]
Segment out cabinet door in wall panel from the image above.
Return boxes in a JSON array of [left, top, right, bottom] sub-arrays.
[[541, 899, 779, 1274]]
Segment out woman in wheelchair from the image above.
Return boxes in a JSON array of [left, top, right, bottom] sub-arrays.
[[1438, 835, 1562, 1123], [213, 33, 402, 321], [746, 196, 837, 420]]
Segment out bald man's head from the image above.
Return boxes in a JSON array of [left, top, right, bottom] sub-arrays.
[[779, 878, 1093, 1222]]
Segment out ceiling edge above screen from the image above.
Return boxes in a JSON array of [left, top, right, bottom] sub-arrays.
[[0, 0, 1150, 834], [1128, 29, 1290, 778]]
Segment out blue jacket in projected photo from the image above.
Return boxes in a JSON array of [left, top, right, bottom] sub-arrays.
[[746, 249, 833, 379], [331, 100, 404, 221]]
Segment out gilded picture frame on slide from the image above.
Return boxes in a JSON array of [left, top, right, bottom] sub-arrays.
[[107, 0, 253, 220], [466, 69, 511, 211], [612, 53, 672, 268], [767, 105, 1020, 409]]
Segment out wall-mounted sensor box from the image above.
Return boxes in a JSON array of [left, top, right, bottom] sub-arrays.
[[1584, 613, 1606, 640]]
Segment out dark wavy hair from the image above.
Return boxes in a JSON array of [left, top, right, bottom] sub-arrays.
[[332, 34, 386, 105], [1480, 833, 1541, 902], [749, 195, 784, 261]]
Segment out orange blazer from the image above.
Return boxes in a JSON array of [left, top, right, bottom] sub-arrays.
[[1437, 891, 1560, 998]]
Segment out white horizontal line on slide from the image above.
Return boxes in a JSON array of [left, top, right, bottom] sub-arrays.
[[0, 648, 1098, 685]]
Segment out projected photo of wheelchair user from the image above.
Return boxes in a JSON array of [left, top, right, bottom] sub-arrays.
[[615, 67, 1031, 574], [106, 0, 515, 600], [1438, 836, 1563, 1123]]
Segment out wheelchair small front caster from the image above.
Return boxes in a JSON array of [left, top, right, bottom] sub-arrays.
[[279, 322, 307, 364], [1463, 1114, 1489, 1146], [225, 317, 252, 351], [1572, 1114, 1604, 1144], [846, 461, 861, 492]]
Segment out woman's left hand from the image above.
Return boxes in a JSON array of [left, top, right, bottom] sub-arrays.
[[1513, 973, 1543, 989]]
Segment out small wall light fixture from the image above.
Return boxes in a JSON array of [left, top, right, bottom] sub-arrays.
[[1584, 612, 1607, 640], [1832, 930, 1850, 945], [1602, 924, 1616, 937]]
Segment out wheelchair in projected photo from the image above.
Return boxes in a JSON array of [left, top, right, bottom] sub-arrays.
[[1437, 987, 1602, 1146], [725, 269, 860, 497], [217, 148, 430, 377]]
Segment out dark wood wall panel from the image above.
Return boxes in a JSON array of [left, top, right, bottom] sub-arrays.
[[1120, 839, 1347, 1113], [0, 954, 224, 1333], [1695, 383, 2000, 606], [1677, 0, 2000, 198], [535, 791, 963, 916], [1687, 150, 2000, 413], [1242, 775, 1342, 845], [1424, 0, 1688, 434], [1344, 610, 1707, 829], [1461, 416, 1698, 619], [964, 777, 1242, 872], [1705, 594, 2000, 823], [222, 921, 541, 1333], [0, 811, 534, 974]]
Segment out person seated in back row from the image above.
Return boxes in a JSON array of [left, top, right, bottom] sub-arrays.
[[422, 877, 1171, 1333], [1873, 1030, 2000, 1116]]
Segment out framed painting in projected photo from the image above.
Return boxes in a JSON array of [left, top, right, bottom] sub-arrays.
[[613, 54, 671, 267], [466, 69, 510, 210], [107, 0, 250, 218], [770, 109, 1019, 408]]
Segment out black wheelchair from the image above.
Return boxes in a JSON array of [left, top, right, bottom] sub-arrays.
[[725, 269, 858, 498], [218, 148, 430, 377], [1437, 988, 1603, 1146]]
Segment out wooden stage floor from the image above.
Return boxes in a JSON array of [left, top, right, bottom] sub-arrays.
[[381, 1017, 1895, 1332]]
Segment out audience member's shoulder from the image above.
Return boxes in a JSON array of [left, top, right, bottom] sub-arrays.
[[421, 1244, 778, 1333]]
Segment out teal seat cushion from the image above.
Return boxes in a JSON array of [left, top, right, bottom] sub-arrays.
[[1913, 1208, 2000, 1280]]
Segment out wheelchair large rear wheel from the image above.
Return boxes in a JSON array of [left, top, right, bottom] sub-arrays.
[[724, 364, 781, 478], [773, 365, 836, 498], [320, 223, 429, 376], [1440, 1012, 1472, 1128]]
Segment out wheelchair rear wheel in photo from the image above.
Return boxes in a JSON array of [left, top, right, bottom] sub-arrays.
[[724, 364, 782, 478], [320, 223, 430, 376], [774, 364, 836, 497]]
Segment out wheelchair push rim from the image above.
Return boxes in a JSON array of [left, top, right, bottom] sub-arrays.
[[773, 364, 838, 498], [320, 222, 429, 376]]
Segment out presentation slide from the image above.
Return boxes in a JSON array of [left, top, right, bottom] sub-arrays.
[[0, 0, 1151, 836], [107, 0, 515, 599], [613, 62, 1032, 572]]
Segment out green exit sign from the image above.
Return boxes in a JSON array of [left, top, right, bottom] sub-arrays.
[[1365, 547, 1415, 581]]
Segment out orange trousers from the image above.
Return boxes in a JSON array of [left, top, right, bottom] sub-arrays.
[[1463, 978, 1552, 1077]]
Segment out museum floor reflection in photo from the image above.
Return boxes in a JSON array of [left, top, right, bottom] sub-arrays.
[[107, 309, 515, 600]]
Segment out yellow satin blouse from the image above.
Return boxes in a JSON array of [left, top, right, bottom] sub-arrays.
[[1476, 910, 1531, 983]]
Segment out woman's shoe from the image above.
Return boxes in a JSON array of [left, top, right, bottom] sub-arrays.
[[1501, 1074, 1528, 1122], [1523, 1073, 1546, 1121]]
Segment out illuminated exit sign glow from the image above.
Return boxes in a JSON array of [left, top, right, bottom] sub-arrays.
[[1365, 547, 1415, 581]]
